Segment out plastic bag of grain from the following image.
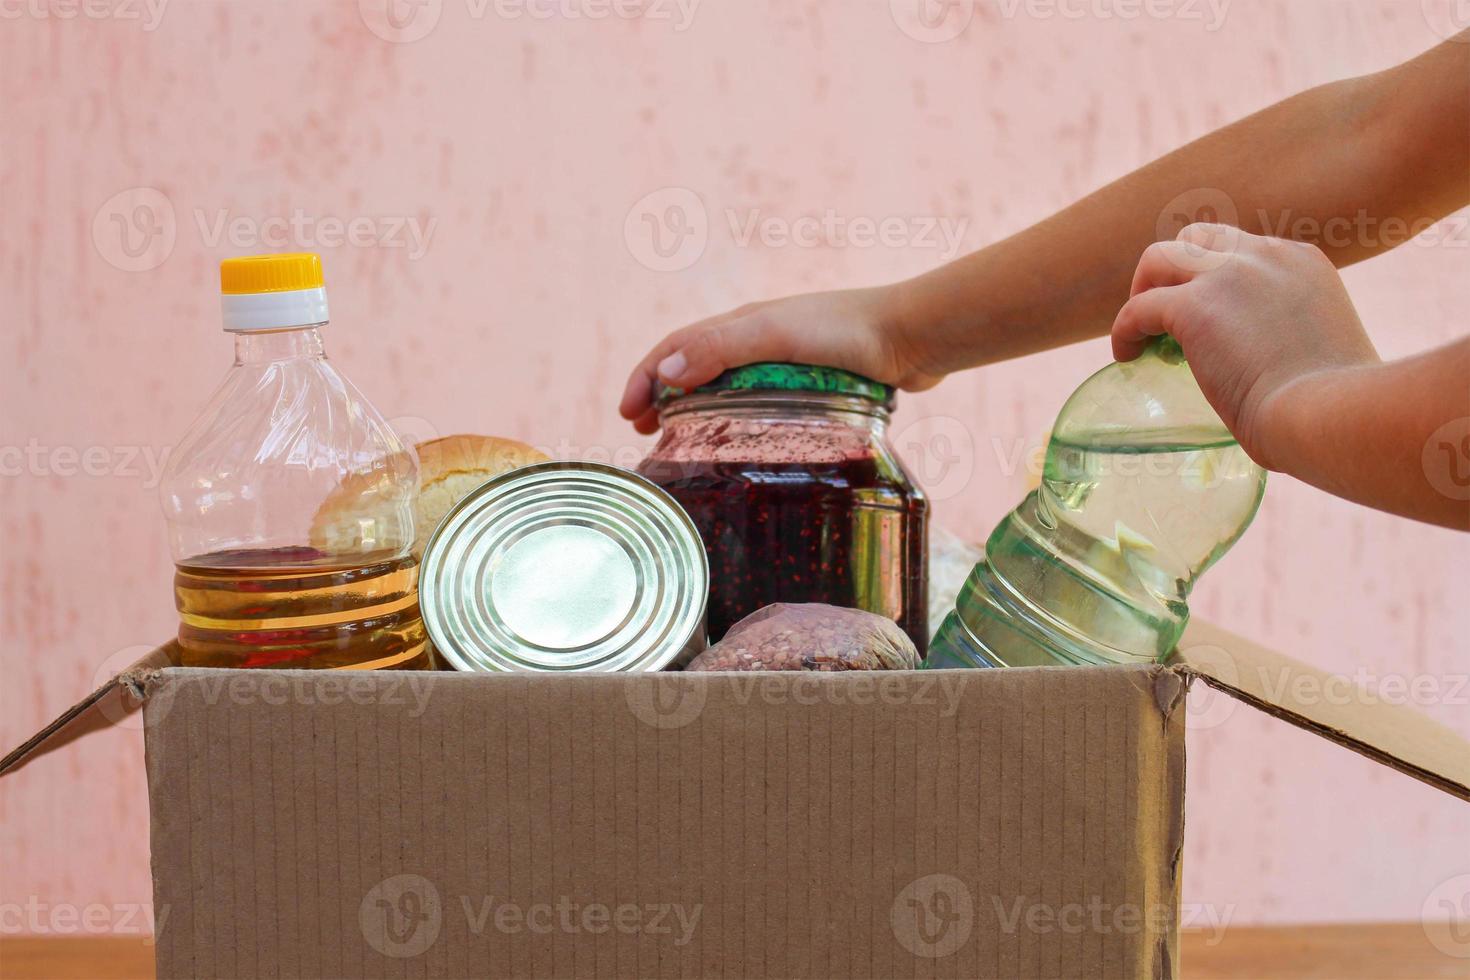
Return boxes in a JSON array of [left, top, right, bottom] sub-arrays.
[[683, 603, 918, 672]]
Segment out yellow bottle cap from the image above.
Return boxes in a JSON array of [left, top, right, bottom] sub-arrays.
[[218, 253, 330, 331], [220, 253, 325, 295]]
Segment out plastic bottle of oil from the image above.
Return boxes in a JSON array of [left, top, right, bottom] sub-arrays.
[[926, 337, 1266, 668], [159, 253, 428, 669]]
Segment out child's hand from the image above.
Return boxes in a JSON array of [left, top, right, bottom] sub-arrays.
[[618, 286, 942, 434], [1111, 224, 1381, 469]]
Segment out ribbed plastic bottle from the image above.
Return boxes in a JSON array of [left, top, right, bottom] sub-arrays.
[[927, 338, 1266, 668], [159, 253, 427, 669]]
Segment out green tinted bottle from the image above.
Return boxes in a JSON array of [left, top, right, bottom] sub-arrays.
[[927, 338, 1266, 668]]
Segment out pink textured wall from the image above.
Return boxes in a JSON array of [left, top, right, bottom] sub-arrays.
[[2, 0, 1466, 939]]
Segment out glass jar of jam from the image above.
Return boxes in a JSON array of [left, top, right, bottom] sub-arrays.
[[637, 363, 929, 654]]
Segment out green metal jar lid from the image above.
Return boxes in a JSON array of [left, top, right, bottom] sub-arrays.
[[656, 362, 895, 409]]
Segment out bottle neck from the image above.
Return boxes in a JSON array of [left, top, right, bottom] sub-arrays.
[[232, 324, 326, 365]]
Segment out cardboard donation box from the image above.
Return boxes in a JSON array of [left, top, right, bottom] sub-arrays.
[[4, 620, 1467, 979]]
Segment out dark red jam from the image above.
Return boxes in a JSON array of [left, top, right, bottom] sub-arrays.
[[638, 398, 928, 654]]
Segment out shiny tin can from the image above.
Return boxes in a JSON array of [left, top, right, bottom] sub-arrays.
[[420, 461, 708, 672]]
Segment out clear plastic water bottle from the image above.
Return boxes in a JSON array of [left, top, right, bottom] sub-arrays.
[[927, 337, 1266, 668], [160, 253, 426, 669]]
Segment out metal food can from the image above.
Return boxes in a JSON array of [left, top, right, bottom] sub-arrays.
[[419, 461, 708, 672]]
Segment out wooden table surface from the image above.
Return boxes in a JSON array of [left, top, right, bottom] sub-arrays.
[[0, 924, 1463, 979]]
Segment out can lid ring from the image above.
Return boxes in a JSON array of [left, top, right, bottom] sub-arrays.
[[420, 462, 708, 672]]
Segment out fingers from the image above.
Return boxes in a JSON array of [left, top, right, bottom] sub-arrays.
[[629, 406, 662, 436], [618, 324, 700, 421], [1111, 285, 1188, 362], [1175, 222, 1242, 252], [1130, 243, 1197, 296], [1115, 223, 1251, 360], [1130, 236, 1214, 295], [662, 311, 796, 392], [618, 303, 795, 428]]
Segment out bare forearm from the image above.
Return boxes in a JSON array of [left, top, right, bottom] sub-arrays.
[[890, 39, 1470, 376], [1265, 338, 1470, 530]]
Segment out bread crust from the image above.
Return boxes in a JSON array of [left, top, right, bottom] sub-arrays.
[[310, 434, 549, 558], [415, 434, 548, 491]]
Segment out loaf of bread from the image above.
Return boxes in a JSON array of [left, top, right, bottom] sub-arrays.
[[410, 434, 548, 554], [310, 434, 548, 558]]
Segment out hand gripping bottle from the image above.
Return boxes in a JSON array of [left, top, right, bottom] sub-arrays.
[[160, 253, 427, 669], [927, 338, 1266, 668]]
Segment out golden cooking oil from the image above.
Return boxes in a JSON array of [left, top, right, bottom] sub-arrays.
[[173, 546, 431, 670]]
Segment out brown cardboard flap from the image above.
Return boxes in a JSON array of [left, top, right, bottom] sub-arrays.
[[0, 643, 176, 778], [1174, 620, 1470, 801]]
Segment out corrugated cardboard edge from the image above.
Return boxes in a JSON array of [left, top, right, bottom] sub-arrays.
[[1150, 666, 1189, 980], [0, 643, 176, 777], [6, 623, 1467, 806], [1172, 620, 1470, 802]]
